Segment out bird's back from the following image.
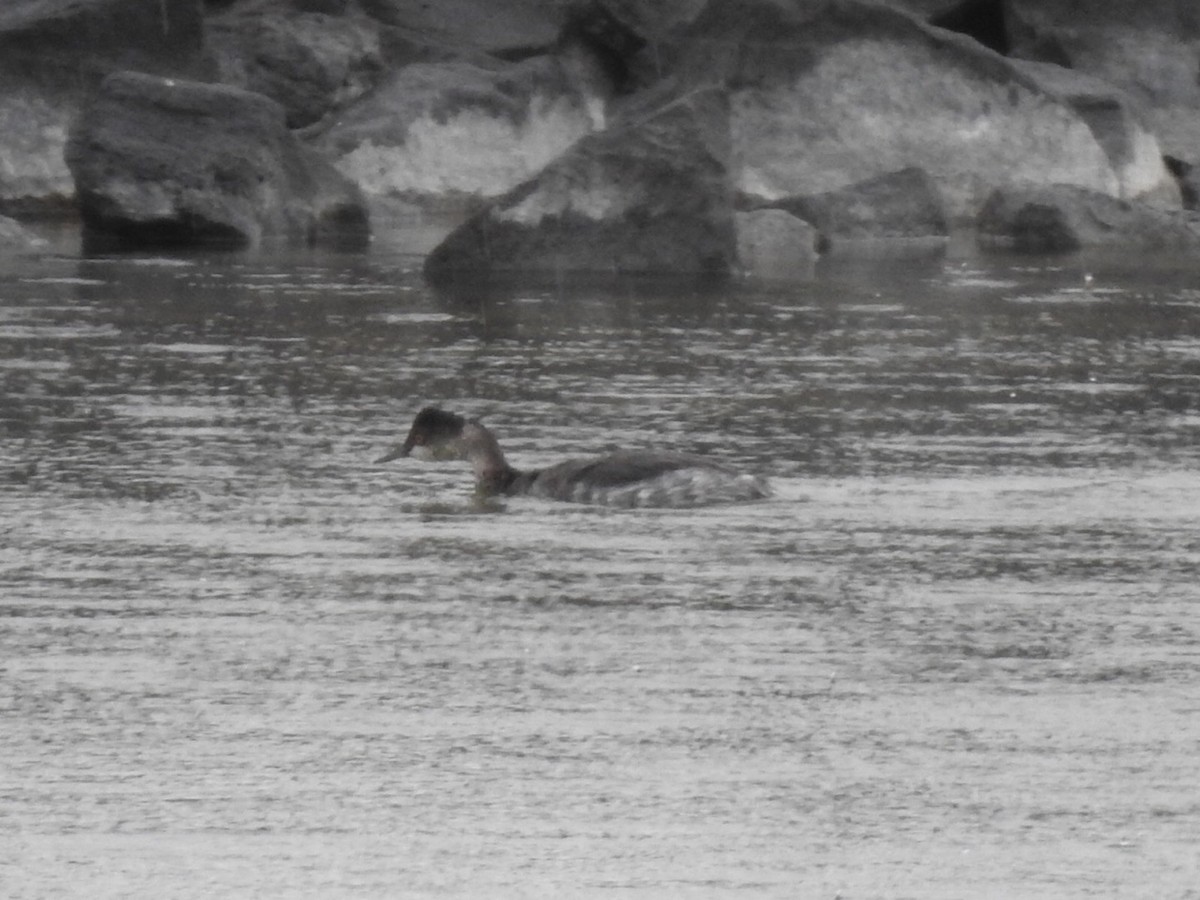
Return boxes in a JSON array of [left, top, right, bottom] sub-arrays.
[[519, 451, 770, 508]]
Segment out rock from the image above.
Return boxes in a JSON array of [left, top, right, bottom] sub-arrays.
[[66, 70, 369, 249], [207, 6, 385, 128], [0, 0, 205, 75], [357, 0, 563, 57], [1006, 0, 1200, 163], [315, 51, 610, 217], [976, 183, 1200, 253], [0, 0, 207, 214], [0, 214, 48, 253], [424, 88, 734, 282], [734, 209, 817, 281], [0, 84, 76, 215], [763, 167, 949, 252], [666, 0, 1124, 221], [1165, 157, 1200, 211], [925, 0, 1008, 51], [558, 0, 722, 95], [1012, 59, 1180, 207], [560, 0, 653, 95]]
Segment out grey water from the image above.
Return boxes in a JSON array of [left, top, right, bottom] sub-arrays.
[[2, 238, 1199, 899]]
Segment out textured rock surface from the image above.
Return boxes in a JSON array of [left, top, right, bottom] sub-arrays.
[[672, 0, 1124, 221], [357, 0, 564, 56], [207, 6, 384, 128], [977, 183, 1200, 253], [6, 0, 1200, 266], [67, 71, 368, 249], [764, 167, 949, 251], [424, 89, 733, 281], [0, 0, 206, 213], [1012, 58, 1180, 206], [734, 208, 817, 280], [317, 50, 610, 215], [1006, 0, 1200, 164], [0, 85, 76, 214]]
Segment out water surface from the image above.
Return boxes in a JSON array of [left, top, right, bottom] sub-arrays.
[[2, 242, 1199, 898]]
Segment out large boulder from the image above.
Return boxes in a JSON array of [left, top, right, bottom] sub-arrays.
[[0, 0, 206, 214], [207, 5, 385, 128], [666, 0, 1137, 222], [1011, 58, 1180, 207], [734, 208, 818, 281], [977, 183, 1200, 253], [66, 70, 369, 249], [762, 166, 949, 252], [314, 50, 610, 218], [1006, 0, 1200, 164], [424, 88, 734, 282]]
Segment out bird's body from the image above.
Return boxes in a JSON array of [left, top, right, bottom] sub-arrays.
[[376, 407, 770, 509]]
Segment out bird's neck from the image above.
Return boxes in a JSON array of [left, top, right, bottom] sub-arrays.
[[461, 420, 520, 494]]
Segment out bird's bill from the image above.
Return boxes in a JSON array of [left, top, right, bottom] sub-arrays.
[[374, 443, 411, 463]]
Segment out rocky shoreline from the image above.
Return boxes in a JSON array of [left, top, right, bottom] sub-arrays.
[[2, 0, 1200, 276]]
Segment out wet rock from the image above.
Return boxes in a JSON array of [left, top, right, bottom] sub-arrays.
[[424, 89, 733, 282], [315, 50, 610, 217], [207, 6, 385, 128], [669, 0, 1122, 221], [0, 0, 207, 214], [67, 70, 369, 249], [976, 183, 1200, 253], [734, 209, 817, 281], [763, 167, 949, 252]]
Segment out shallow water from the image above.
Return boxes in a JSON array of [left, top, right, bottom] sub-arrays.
[[2, 242, 1200, 898]]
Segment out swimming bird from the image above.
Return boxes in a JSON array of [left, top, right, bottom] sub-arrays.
[[376, 406, 771, 508]]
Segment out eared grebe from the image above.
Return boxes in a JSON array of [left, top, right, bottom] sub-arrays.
[[376, 407, 771, 508]]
